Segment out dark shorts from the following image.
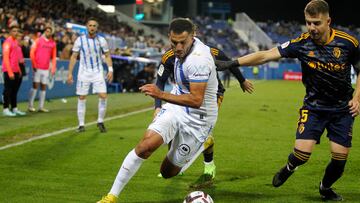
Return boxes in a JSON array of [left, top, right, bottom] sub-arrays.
[[295, 107, 354, 148]]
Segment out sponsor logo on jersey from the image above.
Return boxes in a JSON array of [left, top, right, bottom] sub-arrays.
[[333, 47, 341, 58], [307, 61, 346, 72]]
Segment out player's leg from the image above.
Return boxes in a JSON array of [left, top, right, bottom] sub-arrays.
[[95, 80, 108, 133], [188, 136, 215, 188], [273, 108, 325, 187], [28, 70, 40, 112], [76, 81, 89, 132], [319, 112, 353, 201], [3, 72, 16, 116], [38, 83, 48, 112], [38, 70, 50, 112], [99, 130, 164, 203], [11, 73, 26, 115], [28, 83, 39, 112], [203, 135, 215, 177], [199, 94, 224, 177], [162, 128, 204, 179]]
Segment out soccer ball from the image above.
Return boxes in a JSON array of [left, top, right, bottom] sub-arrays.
[[183, 191, 214, 203]]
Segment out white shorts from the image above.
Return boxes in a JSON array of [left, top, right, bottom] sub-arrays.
[[33, 69, 50, 84], [148, 105, 212, 167], [76, 79, 107, 95]]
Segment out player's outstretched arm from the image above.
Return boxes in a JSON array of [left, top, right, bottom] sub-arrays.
[[216, 47, 282, 70]]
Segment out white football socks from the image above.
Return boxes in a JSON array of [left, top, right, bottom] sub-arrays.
[[98, 98, 107, 123], [77, 98, 86, 126], [39, 90, 46, 109], [29, 88, 37, 107], [109, 149, 144, 197]]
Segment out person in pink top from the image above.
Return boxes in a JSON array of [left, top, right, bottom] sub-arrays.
[[2, 25, 26, 117], [28, 26, 57, 112]]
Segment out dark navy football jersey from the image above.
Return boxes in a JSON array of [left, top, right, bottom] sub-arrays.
[[155, 45, 245, 108], [278, 28, 360, 111]]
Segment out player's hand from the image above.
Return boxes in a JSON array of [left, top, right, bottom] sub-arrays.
[[139, 84, 162, 99], [215, 59, 240, 71], [51, 70, 56, 76], [348, 98, 360, 117], [153, 107, 161, 119], [9, 73, 15, 80], [106, 71, 113, 83], [240, 79, 254, 94], [67, 74, 73, 85]]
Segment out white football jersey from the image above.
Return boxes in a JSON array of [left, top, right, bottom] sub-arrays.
[[72, 34, 109, 82], [170, 37, 218, 130]]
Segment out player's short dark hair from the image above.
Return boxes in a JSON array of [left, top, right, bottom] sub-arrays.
[[9, 24, 20, 30], [304, 0, 329, 16], [169, 18, 195, 34], [45, 26, 53, 32], [86, 17, 98, 24]]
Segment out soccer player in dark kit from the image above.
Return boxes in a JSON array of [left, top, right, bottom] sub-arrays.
[[155, 45, 253, 187], [215, 0, 360, 201]]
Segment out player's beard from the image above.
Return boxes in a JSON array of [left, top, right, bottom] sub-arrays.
[[310, 31, 320, 40], [88, 29, 96, 36]]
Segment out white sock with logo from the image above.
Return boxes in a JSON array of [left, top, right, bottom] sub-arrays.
[[98, 98, 107, 123], [29, 88, 37, 107], [77, 99, 86, 126], [109, 149, 144, 197], [39, 90, 46, 109]]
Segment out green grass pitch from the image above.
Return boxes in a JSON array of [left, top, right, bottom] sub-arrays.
[[0, 80, 359, 203]]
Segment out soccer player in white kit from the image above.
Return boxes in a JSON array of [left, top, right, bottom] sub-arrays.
[[97, 18, 219, 203], [67, 17, 113, 133]]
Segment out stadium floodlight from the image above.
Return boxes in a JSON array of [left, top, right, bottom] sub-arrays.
[[97, 5, 115, 13]]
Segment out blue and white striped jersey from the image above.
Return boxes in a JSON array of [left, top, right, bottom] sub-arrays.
[[170, 38, 218, 127], [72, 34, 109, 82]]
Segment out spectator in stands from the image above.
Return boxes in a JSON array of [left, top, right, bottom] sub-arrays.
[[2, 25, 26, 116]]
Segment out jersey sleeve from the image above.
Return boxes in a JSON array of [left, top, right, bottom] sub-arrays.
[[72, 37, 81, 53], [277, 34, 305, 58], [100, 37, 110, 53], [187, 56, 212, 83], [154, 55, 174, 108]]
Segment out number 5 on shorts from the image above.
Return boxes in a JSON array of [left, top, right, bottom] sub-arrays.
[[300, 109, 309, 123]]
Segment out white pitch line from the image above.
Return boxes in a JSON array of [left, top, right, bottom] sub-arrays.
[[0, 107, 153, 151]]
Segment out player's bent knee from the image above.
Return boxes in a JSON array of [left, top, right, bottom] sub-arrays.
[[160, 157, 181, 179], [78, 95, 86, 100], [135, 142, 155, 159], [135, 132, 163, 159], [98, 92, 107, 99]]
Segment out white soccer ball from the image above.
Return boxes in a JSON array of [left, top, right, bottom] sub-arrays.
[[183, 191, 214, 203]]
